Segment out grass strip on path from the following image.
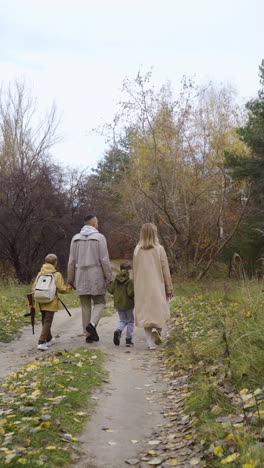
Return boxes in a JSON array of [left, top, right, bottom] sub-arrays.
[[0, 348, 105, 467], [163, 287, 264, 467]]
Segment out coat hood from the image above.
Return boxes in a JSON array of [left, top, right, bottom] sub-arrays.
[[115, 270, 130, 284], [80, 225, 98, 236], [40, 263, 57, 274]]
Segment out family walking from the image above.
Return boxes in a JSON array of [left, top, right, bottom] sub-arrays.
[[32, 215, 173, 351]]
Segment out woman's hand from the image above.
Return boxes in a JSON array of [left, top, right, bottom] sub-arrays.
[[166, 293, 173, 301]]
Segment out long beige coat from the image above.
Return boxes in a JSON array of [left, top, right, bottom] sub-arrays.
[[67, 231, 112, 296], [133, 244, 173, 329]]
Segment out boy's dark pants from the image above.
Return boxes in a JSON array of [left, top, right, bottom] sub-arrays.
[[39, 311, 54, 343]]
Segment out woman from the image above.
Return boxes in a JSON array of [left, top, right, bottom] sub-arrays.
[[133, 223, 173, 349]]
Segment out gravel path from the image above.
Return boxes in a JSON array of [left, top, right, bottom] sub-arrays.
[[0, 307, 166, 468]]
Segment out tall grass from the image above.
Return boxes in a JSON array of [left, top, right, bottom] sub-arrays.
[[164, 275, 264, 465]]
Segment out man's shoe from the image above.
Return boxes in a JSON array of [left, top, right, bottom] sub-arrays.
[[125, 337, 134, 347], [85, 335, 93, 343], [113, 329, 121, 346], [37, 343, 48, 351], [151, 328, 162, 345], [86, 323, 99, 342]]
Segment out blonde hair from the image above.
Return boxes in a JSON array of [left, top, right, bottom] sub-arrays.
[[45, 253, 58, 266], [139, 223, 159, 249]]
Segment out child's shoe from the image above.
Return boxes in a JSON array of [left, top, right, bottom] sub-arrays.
[[125, 337, 134, 347], [151, 328, 162, 345], [37, 343, 48, 351], [46, 338, 56, 347], [113, 329, 121, 346]]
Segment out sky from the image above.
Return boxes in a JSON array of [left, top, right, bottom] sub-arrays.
[[0, 0, 263, 170]]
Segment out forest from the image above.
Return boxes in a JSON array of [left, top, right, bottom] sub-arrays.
[[0, 62, 264, 283]]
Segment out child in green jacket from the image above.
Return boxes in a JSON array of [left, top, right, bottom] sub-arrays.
[[107, 261, 134, 347]]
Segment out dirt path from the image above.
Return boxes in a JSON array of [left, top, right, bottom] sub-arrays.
[[0, 307, 166, 467]]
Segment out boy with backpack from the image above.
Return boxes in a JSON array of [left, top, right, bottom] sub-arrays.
[[33, 253, 71, 351], [107, 261, 134, 347]]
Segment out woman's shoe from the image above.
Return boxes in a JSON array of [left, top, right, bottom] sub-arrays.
[[151, 328, 162, 345], [149, 345, 157, 350]]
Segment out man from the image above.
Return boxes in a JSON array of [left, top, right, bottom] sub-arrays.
[[67, 215, 112, 342]]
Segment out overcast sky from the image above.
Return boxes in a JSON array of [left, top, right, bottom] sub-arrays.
[[0, 0, 263, 169]]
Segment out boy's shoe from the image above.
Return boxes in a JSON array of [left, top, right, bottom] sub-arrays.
[[151, 328, 162, 345], [46, 338, 56, 347], [149, 345, 157, 350], [113, 329, 121, 346], [37, 343, 48, 351], [86, 323, 99, 342], [125, 337, 134, 347]]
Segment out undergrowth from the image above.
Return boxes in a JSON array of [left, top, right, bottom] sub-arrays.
[[163, 279, 264, 467]]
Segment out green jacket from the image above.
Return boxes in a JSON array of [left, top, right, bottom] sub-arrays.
[[107, 270, 134, 310]]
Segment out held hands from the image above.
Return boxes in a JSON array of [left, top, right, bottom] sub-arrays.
[[166, 293, 173, 301], [66, 283, 73, 290]]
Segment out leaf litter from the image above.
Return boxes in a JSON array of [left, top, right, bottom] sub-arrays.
[[0, 348, 104, 466]]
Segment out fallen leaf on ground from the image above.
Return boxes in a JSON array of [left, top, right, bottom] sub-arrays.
[[213, 445, 224, 456], [190, 457, 201, 466], [221, 453, 240, 464], [148, 458, 163, 465]]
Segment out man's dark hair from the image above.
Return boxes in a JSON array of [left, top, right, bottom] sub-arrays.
[[120, 261, 132, 271], [84, 215, 96, 222]]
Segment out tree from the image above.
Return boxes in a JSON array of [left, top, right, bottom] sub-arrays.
[[100, 72, 248, 278], [226, 60, 264, 274], [0, 81, 69, 281]]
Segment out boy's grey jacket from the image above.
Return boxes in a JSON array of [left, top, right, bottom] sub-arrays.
[[67, 230, 112, 295]]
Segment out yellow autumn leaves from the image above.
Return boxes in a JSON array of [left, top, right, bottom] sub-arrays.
[[0, 348, 104, 466]]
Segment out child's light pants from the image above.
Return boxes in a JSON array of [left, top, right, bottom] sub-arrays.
[[80, 295, 105, 333], [117, 309, 134, 338]]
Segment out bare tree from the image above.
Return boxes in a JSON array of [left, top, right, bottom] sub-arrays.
[[0, 81, 65, 281]]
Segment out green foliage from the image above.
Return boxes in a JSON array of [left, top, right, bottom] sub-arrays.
[[0, 348, 104, 467], [225, 60, 264, 275], [0, 282, 30, 342], [93, 146, 131, 186], [163, 281, 264, 466]]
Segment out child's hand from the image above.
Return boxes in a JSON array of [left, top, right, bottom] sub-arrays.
[[66, 284, 73, 290]]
